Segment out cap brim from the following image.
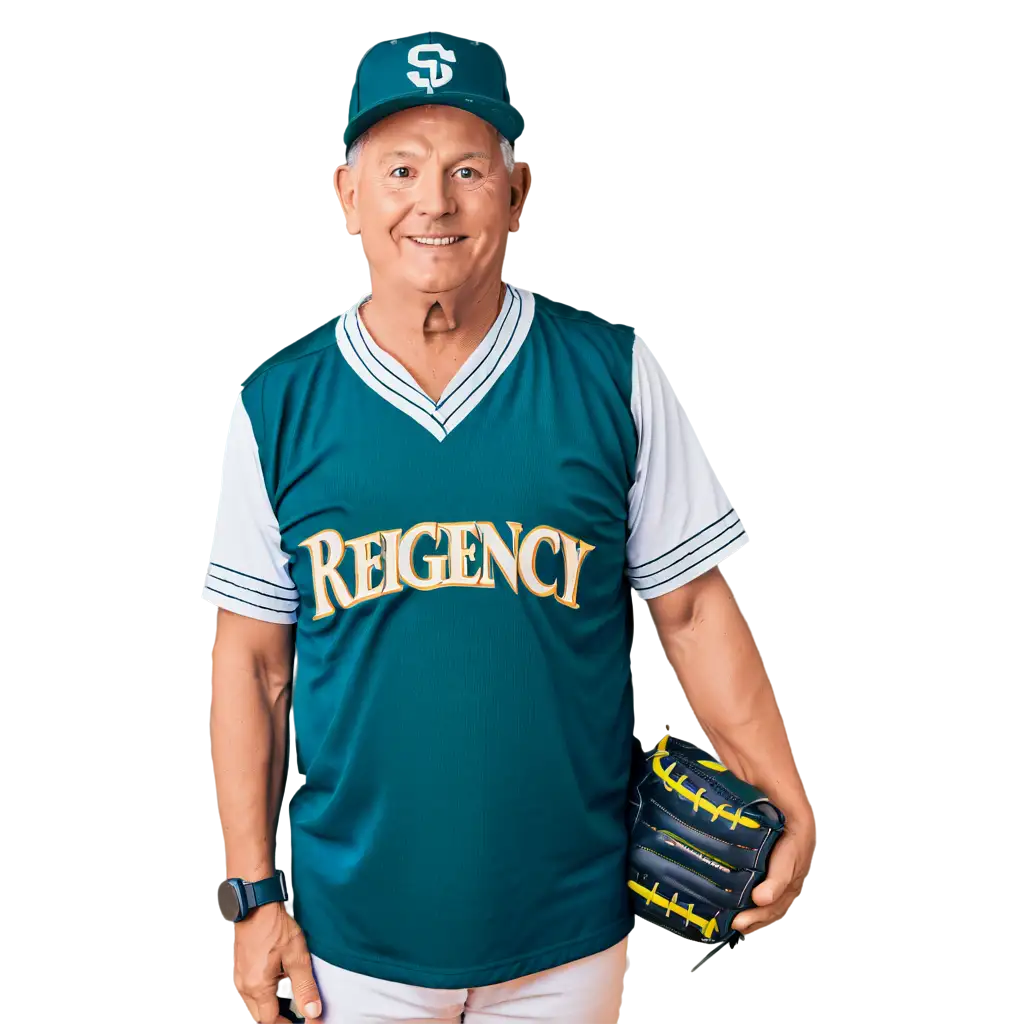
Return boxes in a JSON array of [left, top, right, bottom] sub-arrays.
[[344, 92, 524, 151]]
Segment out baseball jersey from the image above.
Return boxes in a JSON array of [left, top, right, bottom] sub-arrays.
[[203, 282, 747, 988]]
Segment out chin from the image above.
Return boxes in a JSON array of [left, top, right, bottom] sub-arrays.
[[401, 265, 471, 294]]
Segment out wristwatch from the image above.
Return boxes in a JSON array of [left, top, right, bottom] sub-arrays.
[[217, 869, 289, 923]]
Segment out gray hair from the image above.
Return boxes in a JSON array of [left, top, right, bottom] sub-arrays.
[[346, 124, 515, 175]]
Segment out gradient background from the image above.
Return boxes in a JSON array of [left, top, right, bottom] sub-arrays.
[[2, 4, 1024, 1019]]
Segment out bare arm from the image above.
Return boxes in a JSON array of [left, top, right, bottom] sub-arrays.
[[646, 565, 816, 934], [210, 607, 295, 881], [210, 608, 322, 1022]]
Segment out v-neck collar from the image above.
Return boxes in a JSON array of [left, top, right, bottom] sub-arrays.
[[335, 282, 535, 442]]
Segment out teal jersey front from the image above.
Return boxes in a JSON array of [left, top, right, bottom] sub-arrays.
[[203, 283, 747, 987]]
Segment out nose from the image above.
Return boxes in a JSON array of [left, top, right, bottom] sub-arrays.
[[413, 161, 457, 220]]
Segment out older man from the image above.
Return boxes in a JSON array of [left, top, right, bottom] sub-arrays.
[[204, 30, 815, 1024]]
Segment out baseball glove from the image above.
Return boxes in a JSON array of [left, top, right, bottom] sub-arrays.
[[626, 732, 786, 971]]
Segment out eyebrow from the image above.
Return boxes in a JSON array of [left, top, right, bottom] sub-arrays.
[[378, 149, 419, 161], [377, 149, 491, 163]]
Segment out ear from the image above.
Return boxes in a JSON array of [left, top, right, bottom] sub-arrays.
[[508, 162, 531, 233], [334, 164, 361, 235]]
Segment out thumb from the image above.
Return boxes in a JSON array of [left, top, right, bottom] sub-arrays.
[[283, 937, 322, 1020], [751, 831, 798, 906]]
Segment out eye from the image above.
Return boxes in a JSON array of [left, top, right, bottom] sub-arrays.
[[390, 167, 411, 178], [455, 167, 480, 180]]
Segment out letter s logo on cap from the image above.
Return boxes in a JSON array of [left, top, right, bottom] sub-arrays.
[[407, 44, 457, 94]]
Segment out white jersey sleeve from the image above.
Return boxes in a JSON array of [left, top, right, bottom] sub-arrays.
[[626, 333, 748, 600], [201, 394, 299, 623]]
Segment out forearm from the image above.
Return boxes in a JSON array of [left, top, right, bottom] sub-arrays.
[[690, 654, 811, 827], [654, 574, 813, 827], [210, 624, 292, 880]]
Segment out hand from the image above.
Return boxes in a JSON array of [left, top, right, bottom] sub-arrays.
[[732, 809, 815, 936], [233, 902, 323, 1023]]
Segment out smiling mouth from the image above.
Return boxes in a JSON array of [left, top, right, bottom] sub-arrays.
[[406, 235, 467, 247]]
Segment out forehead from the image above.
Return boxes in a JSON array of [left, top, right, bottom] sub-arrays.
[[365, 105, 499, 157]]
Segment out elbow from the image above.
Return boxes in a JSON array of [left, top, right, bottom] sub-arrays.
[[260, 657, 294, 700], [211, 609, 295, 684], [649, 567, 729, 640], [661, 568, 751, 659]]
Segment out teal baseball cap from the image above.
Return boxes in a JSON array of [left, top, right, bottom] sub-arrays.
[[344, 31, 525, 154]]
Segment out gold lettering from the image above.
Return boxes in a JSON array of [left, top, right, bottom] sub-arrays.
[[346, 531, 386, 605], [556, 530, 596, 609], [477, 521, 522, 592], [379, 529, 404, 595], [398, 522, 447, 590], [519, 526, 561, 598], [298, 529, 353, 619], [441, 522, 481, 587], [299, 520, 595, 614]]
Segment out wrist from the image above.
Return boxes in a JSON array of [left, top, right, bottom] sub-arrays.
[[236, 899, 287, 924], [783, 801, 815, 832], [226, 859, 275, 882], [223, 847, 274, 880]]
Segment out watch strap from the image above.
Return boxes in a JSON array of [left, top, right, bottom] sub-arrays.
[[245, 869, 288, 910]]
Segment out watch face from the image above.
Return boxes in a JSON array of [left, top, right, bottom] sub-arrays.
[[217, 880, 241, 921]]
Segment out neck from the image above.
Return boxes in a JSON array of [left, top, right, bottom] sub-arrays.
[[359, 271, 506, 355]]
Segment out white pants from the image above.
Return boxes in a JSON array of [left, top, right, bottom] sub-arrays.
[[307, 937, 629, 1023]]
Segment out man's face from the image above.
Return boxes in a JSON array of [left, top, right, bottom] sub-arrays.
[[336, 105, 528, 295]]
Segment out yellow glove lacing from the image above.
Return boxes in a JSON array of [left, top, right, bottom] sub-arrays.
[[651, 735, 761, 831], [626, 879, 720, 939]]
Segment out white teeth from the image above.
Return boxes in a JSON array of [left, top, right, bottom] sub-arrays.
[[410, 236, 462, 246]]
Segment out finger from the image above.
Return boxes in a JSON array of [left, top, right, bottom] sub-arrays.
[[283, 934, 323, 1020], [276, 970, 315, 1019], [248, 989, 287, 1024], [750, 833, 799, 906], [733, 889, 797, 934]]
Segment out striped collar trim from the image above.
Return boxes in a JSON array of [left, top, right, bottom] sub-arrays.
[[335, 283, 535, 442]]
